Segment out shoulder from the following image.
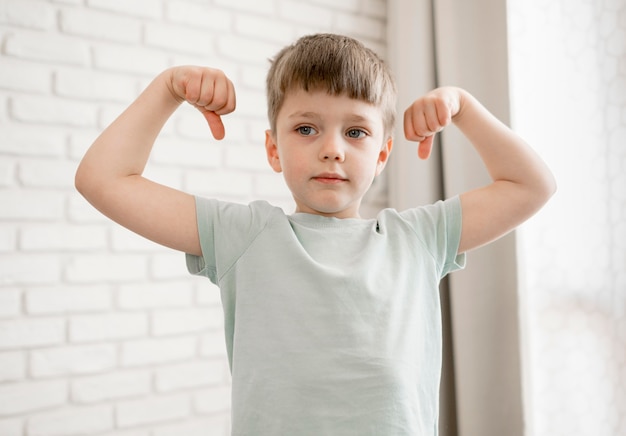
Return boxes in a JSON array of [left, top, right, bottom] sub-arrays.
[[378, 196, 462, 233], [195, 198, 284, 225]]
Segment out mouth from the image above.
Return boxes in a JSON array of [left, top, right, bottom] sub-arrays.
[[312, 173, 348, 184]]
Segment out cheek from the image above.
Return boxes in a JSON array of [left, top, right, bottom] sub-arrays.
[[280, 153, 307, 180]]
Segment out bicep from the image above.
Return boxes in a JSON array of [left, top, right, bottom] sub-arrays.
[[458, 181, 541, 254], [78, 175, 202, 256]]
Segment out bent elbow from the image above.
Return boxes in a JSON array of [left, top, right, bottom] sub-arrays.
[[543, 172, 558, 203], [74, 162, 89, 197], [74, 159, 102, 202]]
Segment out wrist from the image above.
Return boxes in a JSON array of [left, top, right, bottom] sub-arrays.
[[161, 68, 185, 106]]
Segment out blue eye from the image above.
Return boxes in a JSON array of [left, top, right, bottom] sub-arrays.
[[347, 129, 366, 139], [297, 126, 317, 136]]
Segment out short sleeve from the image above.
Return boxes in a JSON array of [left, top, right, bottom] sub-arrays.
[[440, 196, 466, 277], [398, 196, 466, 278], [185, 198, 276, 283]]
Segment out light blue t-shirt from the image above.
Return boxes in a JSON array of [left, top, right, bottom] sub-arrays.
[[186, 197, 465, 436]]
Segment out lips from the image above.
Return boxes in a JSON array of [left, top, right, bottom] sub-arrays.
[[312, 172, 348, 184]]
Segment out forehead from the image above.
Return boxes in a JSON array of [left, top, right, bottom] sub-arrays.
[[278, 88, 383, 125]]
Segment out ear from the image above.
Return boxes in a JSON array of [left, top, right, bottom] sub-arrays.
[[265, 130, 282, 173], [375, 137, 393, 176]]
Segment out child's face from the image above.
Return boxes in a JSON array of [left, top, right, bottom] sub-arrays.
[[265, 88, 393, 218]]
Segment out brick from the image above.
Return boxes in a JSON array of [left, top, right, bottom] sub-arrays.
[[10, 95, 98, 127], [110, 225, 166, 252], [144, 22, 216, 56], [69, 312, 148, 342], [224, 144, 269, 171], [247, 119, 271, 142], [4, 32, 89, 66], [220, 113, 252, 144], [67, 194, 111, 224], [55, 68, 138, 103], [141, 165, 184, 191], [121, 336, 196, 367], [20, 224, 108, 252], [150, 137, 222, 168], [0, 226, 17, 252], [185, 169, 253, 197], [175, 110, 225, 141], [229, 89, 266, 117], [27, 405, 114, 436], [0, 125, 66, 157], [0, 189, 64, 220], [165, 1, 231, 31], [152, 307, 222, 336], [0, 380, 66, 415], [87, 0, 162, 19], [117, 281, 194, 309], [0, 418, 21, 436], [98, 102, 133, 129], [194, 386, 230, 414], [116, 394, 190, 427], [0, 0, 57, 30], [72, 370, 151, 403], [0, 59, 51, 93], [0, 288, 21, 318], [155, 360, 224, 392], [0, 95, 7, 124], [309, 0, 360, 12], [254, 172, 291, 197], [195, 282, 221, 306], [65, 254, 148, 283], [60, 8, 141, 43], [234, 13, 293, 44], [26, 285, 111, 314], [153, 416, 228, 436], [0, 254, 62, 286], [217, 35, 281, 64], [18, 158, 77, 188], [67, 129, 100, 161], [30, 343, 116, 377], [92, 44, 170, 76], [240, 65, 270, 92], [278, 2, 333, 27], [213, 0, 274, 15], [0, 351, 25, 382], [150, 252, 193, 280], [97, 430, 150, 436], [0, 158, 15, 187], [0, 317, 64, 350]]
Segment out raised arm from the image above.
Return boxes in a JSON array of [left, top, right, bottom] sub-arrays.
[[75, 66, 236, 256], [404, 87, 556, 254]]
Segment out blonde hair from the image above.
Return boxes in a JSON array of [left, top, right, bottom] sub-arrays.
[[266, 33, 397, 138]]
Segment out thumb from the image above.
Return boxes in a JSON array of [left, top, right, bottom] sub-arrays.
[[202, 111, 226, 140], [417, 135, 434, 160]]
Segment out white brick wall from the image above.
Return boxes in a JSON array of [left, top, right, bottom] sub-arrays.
[[0, 0, 388, 434]]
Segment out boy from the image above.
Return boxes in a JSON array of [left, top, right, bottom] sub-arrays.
[[76, 34, 555, 435]]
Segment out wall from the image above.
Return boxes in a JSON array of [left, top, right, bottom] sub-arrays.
[[508, 0, 626, 435], [0, 1, 387, 435]]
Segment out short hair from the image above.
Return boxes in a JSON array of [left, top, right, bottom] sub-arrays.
[[266, 33, 397, 139]]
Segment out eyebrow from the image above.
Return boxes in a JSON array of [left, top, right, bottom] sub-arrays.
[[288, 111, 320, 120], [288, 111, 372, 123]]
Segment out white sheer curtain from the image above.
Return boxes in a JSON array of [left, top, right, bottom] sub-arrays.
[[509, 1, 626, 435]]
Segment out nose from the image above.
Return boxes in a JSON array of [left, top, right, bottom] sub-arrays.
[[319, 134, 345, 162]]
